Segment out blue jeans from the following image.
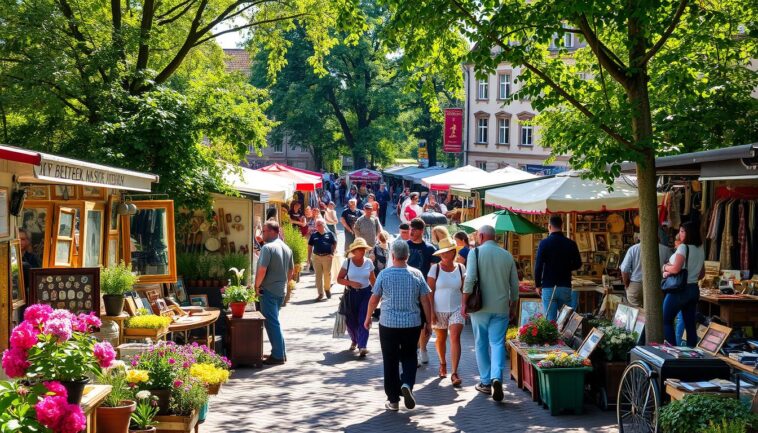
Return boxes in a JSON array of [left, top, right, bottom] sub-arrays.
[[471, 312, 508, 385], [675, 313, 685, 346], [261, 291, 286, 359], [663, 283, 699, 347], [541, 287, 572, 322]]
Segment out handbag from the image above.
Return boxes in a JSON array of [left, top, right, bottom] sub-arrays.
[[661, 245, 689, 293], [466, 248, 483, 313], [332, 310, 346, 337]]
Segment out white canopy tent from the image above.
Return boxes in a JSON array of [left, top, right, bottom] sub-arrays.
[[420, 165, 488, 191], [403, 166, 453, 183], [484, 171, 658, 213], [223, 165, 295, 202]]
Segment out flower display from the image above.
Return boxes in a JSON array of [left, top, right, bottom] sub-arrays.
[[131, 390, 159, 430], [0, 380, 86, 433], [35, 392, 87, 433], [598, 325, 638, 361], [127, 369, 150, 384], [222, 267, 258, 306], [190, 363, 231, 385], [536, 351, 592, 368], [1, 305, 114, 381], [126, 315, 172, 330], [518, 315, 560, 346]]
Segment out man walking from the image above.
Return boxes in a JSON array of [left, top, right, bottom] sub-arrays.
[[533, 215, 582, 321], [340, 198, 362, 253], [407, 218, 438, 365], [376, 182, 391, 226], [365, 240, 433, 411], [255, 220, 294, 365], [354, 202, 383, 247], [620, 242, 643, 308], [308, 219, 337, 301], [462, 225, 519, 402]]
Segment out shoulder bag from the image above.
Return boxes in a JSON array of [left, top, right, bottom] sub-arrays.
[[466, 248, 483, 312], [661, 245, 688, 293]]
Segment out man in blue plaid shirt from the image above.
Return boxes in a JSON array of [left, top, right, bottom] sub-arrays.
[[365, 240, 433, 412]]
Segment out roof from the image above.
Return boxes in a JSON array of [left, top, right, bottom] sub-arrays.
[[223, 49, 251, 76], [620, 143, 758, 180]]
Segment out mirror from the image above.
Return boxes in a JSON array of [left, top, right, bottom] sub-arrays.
[[83, 209, 103, 267], [125, 201, 176, 282], [20, 206, 49, 264], [107, 237, 118, 267], [9, 240, 25, 308]]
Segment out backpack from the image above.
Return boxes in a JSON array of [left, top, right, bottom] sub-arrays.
[[373, 245, 388, 273]]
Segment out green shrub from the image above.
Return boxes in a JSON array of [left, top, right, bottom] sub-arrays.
[[100, 261, 139, 295], [702, 419, 747, 433], [195, 255, 213, 280], [659, 394, 756, 433], [222, 253, 250, 283], [282, 223, 308, 265], [177, 253, 199, 280]]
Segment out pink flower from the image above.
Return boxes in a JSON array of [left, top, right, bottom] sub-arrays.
[[43, 318, 73, 342], [83, 313, 102, 330], [2, 347, 30, 378], [182, 361, 190, 369], [168, 358, 176, 365], [43, 381, 68, 398], [10, 322, 39, 350], [173, 379, 183, 388], [48, 309, 74, 323], [35, 395, 86, 433], [23, 304, 53, 327], [531, 327, 538, 337], [59, 408, 87, 433], [93, 342, 116, 369]]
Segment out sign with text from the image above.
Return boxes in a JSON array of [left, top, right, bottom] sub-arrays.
[[443, 108, 464, 153], [34, 154, 158, 192]]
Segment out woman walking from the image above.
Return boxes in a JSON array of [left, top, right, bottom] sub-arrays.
[[662, 221, 705, 347], [324, 202, 339, 235], [428, 237, 465, 387], [337, 238, 376, 357]]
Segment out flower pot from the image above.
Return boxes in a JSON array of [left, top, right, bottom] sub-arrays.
[[150, 389, 172, 415], [61, 378, 89, 404], [97, 400, 136, 433], [154, 410, 199, 433], [206, 383, 221, 396], [124, 327, 168, 339], [535, 365, 592, 416], [130, 428, 156, 433], [198, 402, 209, 423], [229, 302, 246, 318], [103, 294, 126, 316]]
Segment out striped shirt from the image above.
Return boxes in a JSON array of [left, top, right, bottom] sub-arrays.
[[372, 266, 431, 328]]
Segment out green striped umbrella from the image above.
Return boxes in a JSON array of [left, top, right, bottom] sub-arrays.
[[460, 209, 547, 235]]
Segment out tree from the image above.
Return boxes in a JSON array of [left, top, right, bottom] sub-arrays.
[[0, 0, 361, 208], [382, 0, 756, 342]]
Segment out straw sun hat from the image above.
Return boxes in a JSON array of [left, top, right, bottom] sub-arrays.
[[347, 238, 372, 256], [433, 237, 457, 256]]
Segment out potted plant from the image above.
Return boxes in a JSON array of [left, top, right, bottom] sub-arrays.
[[124, 314, 173, 339], [183, 343, 232, 395], [660, 394, 757, 433], [0, 379, 87, 432], [101, 261, 140, 316], [222, 254, 250, 283], [282, 223, 308, 282], [177, 253, 199, 288], [190, 363, 230, 396], [535, 351, 593, 415], [155, 376, 208, 429], [518, 314, 560, 346], [222, 267, 258, 318], [97, 362, 137, 433], [2, 305, 115, 404], [195, 255, 212, 287], [130, 390, 159, 433], [591, 325, 637, 410]]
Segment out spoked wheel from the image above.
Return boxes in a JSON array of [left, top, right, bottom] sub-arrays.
[[617, 361, 660, 433]]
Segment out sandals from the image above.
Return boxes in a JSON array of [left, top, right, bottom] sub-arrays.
[[438, 363, 447, 378], [451, 373, 462, 387]]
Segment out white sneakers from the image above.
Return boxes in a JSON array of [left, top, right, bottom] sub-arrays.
[[418, 350, 429, 365], [401, 384, 416, 409], [385, 401, 399, 411]]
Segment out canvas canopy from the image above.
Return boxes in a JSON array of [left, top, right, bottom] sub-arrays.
[[257, 163, 322, 191], [420, 165, 488, 191], [224, 166, 295, 202]]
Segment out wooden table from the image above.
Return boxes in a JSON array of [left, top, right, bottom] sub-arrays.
[[665, 383, 736, 401], [716, 354, 757, 375], [101, 313, 129, 347], [80, 384, 111, 433], [226, 311, 266, 368], [169, 307, 221, 349], [572, 285, 606, 314], [699, 294, 758, 328]]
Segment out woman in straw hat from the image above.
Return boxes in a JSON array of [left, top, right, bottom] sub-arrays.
[[337, 237, 377, 357], [428, 237, 466, 386]]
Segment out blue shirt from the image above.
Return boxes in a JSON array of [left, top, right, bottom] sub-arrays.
[[533, 232, 582, 288], [376, 189, 391, 205], [308, 231, 336, 255], [407, 240, 439, 278], [372, 266, 431, 328], [458, 246, 470, 261]]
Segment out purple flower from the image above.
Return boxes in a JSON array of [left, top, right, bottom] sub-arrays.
[[168, 358, 176, 365], [43, 319, 73, 342]]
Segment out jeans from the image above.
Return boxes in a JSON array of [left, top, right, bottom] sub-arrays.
[[541, 286, 573, 321], [345, 287, 372, 349], [470, 312, 508, 385], [378, 204, 388, 226], [675, 312, 686, 346], [327, 224, 337, 236], [261, 291, 286, 359], [379, 325, 421, 403], [569, 289, 579, 310], [663, 283, 699, 347]]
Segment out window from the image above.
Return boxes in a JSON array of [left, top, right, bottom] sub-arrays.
[[521, 124, 533, 146], [477, 78, 489, 99], [564, 33, 574, 48], [476, 161, 487, 170], [272, 141, 283, 153], [498, 118, 510, 145], [498, 73, 511, 99], [477, 117, 489, 144]]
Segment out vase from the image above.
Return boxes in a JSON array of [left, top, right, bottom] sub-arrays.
[[97, 400, 136, 433], [535, 365, 592, 416], [150, 389, 172, 415], [103, 294, 126, 316], [229, 302, 246, 318], [96, 318, 121, 347], [198, 401, 209, 423], [129, 428, 156, 433], [61, 378, 89, 404]]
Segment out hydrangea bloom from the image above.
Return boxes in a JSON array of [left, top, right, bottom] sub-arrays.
[[93, 342, 116, 368], [1, 347, 30, 378], [23, 304, 53, 327], [43, 318, 73, 342], [35, 395, 86, 433], [10, 322, 39, 350], [43, 381, 68, 398]]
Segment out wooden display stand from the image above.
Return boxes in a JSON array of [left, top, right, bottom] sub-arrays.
[[155, 410, 199, 433], [80, 384, 111, 433], [226, 311, 265, 368]]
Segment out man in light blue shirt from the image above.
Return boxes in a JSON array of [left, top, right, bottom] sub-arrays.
[[620, 243, 643, 308], [462, 225, 519, 403], [365, 240, 432, 412]]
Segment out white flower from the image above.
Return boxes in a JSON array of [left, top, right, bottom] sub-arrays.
[[136, 390, 151, 400]]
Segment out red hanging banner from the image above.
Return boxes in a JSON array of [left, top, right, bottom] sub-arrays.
[[443, 108, 464, 153]]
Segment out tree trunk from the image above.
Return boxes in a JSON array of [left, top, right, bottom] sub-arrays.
[[352, 149, 367, 169]]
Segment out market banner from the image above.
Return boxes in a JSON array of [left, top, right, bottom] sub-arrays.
[[33, 153, 158, 192], [443, 108, 464, 153]]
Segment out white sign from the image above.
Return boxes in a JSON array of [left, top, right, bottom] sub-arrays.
[[33, 154, 158, 192]]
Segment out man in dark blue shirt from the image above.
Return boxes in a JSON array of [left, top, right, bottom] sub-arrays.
[[533, 215, 582, 321], [375, 182, 391, 226], [407, 217, 439, 365], [308, 219, 337, 301]]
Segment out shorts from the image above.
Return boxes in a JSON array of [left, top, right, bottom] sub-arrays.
[[432, 310, 465, 330]]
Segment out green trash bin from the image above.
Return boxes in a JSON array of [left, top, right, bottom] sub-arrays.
[[536, 365, 592, 416]]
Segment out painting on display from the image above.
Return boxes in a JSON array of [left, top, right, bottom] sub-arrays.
[[29, 267, 100, 315]]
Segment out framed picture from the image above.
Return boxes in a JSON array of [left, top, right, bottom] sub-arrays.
[[556, 305, 573, 332], [576, 232, 592, 252], [613, 304, 639, 332], [609, 234, 623, 250], [124, 296, 138, 316], [29, 267, 100, 315], [189, 294, 209, 308], [562, 312, 583, 340], [577, 327, 605, 359], [174, 277, 188, 305], [697, 322, 732, 355], [79, 186, 106, 200], [593, 233, 608, 252], [26, 185, 49, 200], [633, 310, 646, 344], [154, 298, 169, 314], [139, 297, 152, 312], [51, 185, 76, 200], [518, 299, 544, 327], [607, 251, 621, 269], [9, 240, 25, 309], [0, 187, 9, 237]]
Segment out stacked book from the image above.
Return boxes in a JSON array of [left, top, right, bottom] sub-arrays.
[[729, 352, 758, 365]]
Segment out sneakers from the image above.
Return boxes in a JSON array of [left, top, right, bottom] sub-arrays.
[[492, 379, 504, 402], [385, 401, 399, 411], [325, 289, 332, 299], [262, 355, 285, 365], [349, 342, 357, 351], [359, 348, 369, 358], [418, 350, 429, 365], [401, 384, 416, 409], [475, 383, 492, 395]]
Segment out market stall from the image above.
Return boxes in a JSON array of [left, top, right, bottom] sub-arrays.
[[256, 163, 322, 192], [447, 166, 538, 222], [420, 165, 488, 191]]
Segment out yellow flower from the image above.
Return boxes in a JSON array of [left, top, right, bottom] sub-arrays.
[[190, 363, 230, 385], [126, 369, 150, 384]]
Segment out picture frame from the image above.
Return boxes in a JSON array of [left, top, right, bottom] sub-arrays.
[[189, 294, 209, 308], [606, 251, 621, 269], [577, 327, 605, 359], [26, 185, 49, 200], [518, 299, 544, 327], [633, 309, 646, 344], [79, 186, 106, 200], [697, 322, 732, 355], [556, 305, 573, 332], [51, 185, 76, 200], [174, 277, 188, 305], [29, 267, 100, 315], [561, 312, 583, 340], [9, 240, 25, 309], [609, 234, 623, 250], [0, 187, 9, 237], [139, 297, 153, 312], [613, 304, 640, 332], [154, 298, 169, 314], [576, 232, 593, 252], [124, 296, 138, 316], [593, 233, 608, 252]]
